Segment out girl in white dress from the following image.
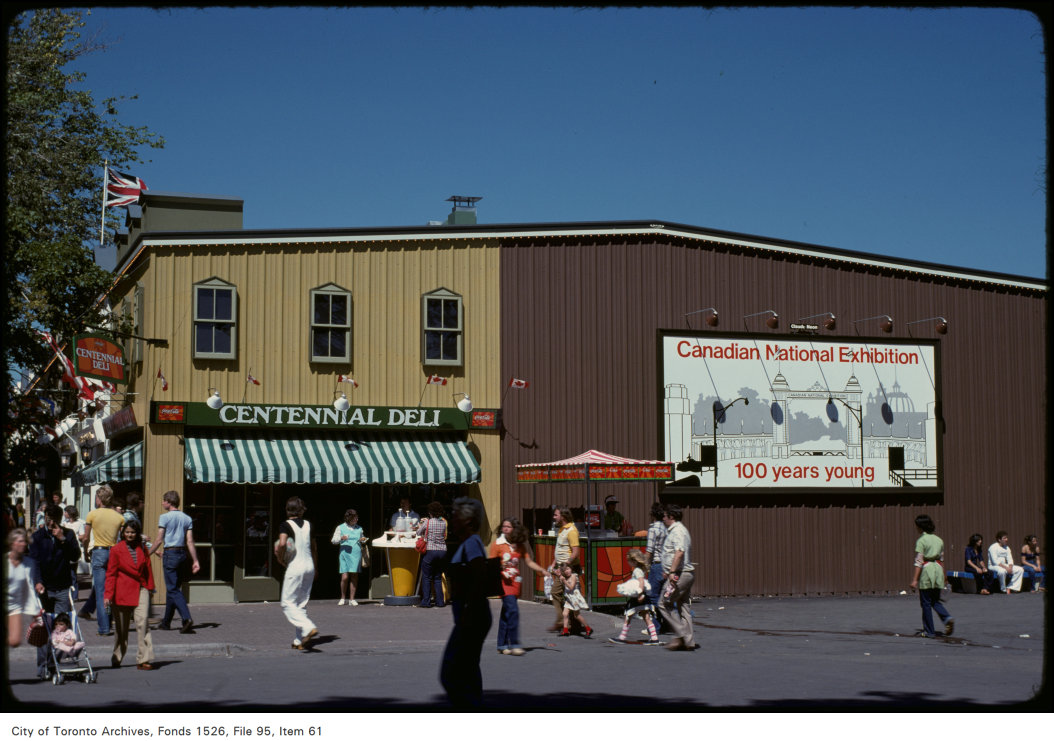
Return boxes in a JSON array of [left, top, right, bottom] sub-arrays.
[[558, 563, 592, 637], [275, 497, 318, 650]]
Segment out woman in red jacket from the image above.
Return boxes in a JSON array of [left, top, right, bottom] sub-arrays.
[[104, 519, 156, 670]]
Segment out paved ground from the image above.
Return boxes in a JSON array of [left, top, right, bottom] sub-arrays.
[[4, 589, 1049, 710]]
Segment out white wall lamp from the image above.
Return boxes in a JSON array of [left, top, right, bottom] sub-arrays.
[[206, 388, 223, 409], [453, 392, 473, 413], [333, 392, 351, 412]]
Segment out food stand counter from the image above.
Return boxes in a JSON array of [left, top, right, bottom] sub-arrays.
[[532, 531, 648, 606], [371, 531, 421, 606]]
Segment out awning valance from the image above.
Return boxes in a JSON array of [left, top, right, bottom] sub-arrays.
[[515, 449, 674, 483], [71, 441, 144, 487], [184, 430, 481, 485]]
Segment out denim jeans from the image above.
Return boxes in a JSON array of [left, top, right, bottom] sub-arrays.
[[90, 547, 111, 634], [36, 588, 72, 677], [647, 562, 665, 629], [497, 594, 520, 650], [420, 550, 446, 607], [162, 549, 192, 625], [918, 588, 951, 637], [1023, 564, 1045, 590]]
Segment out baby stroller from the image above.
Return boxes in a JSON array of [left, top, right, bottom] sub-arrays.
[[41, 588, 97, 685]]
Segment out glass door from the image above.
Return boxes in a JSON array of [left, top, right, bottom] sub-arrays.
[[233, 485, 280, 602]]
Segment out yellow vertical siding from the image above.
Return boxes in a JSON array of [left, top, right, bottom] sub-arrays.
[[122, 238, 503, 558]]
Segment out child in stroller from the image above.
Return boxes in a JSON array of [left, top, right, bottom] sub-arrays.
[[41, 591, 96, 684], [50, 612, 85, 660]]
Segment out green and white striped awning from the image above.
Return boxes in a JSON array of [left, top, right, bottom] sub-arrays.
[[183, 430, 481, 485], [71, 441, 144, 487]]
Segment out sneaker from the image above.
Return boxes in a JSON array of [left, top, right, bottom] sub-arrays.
[[302, 628, 319, 646], [337, 598, 346, 606], [509, 648, 525, 656], [349, 600, 358, 606], [943, 619, 955, 636], [501, 649, 512, 655], [609, 637, 628, 644], [560, 628, 570, 636], [291, 641, 303, 650], [644, 639, 662, 645], [583, 626, 593, 638], [179, 619, 194, 634]]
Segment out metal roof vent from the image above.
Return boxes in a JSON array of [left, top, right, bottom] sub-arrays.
[[445, 195, 482, 225]]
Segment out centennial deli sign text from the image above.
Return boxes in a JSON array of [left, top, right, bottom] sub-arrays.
[[153, 402, 477, 431]]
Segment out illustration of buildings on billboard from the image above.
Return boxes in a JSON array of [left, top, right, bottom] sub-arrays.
[[661, 333, 941, 489]]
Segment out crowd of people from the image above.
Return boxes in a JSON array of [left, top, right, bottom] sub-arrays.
[[6, 488, 1044, 705]]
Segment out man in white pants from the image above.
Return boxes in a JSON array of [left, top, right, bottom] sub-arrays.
[[988, 531, 1025, 594]]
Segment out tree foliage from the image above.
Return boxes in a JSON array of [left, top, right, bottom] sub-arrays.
[[4, 8, 164, 480]]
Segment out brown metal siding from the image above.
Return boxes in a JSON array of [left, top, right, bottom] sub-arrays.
[[500, 236, 1046, 596]]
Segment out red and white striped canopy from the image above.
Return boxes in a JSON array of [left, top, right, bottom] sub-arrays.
[[516, 449, 673, 483]]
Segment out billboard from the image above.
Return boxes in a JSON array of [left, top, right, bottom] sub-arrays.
[[660, 331, 942, 490]]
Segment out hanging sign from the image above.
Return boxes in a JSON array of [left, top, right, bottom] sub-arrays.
[[72, 334, 126, 386]]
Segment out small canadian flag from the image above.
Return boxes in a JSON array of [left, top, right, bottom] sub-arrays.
[[508, 378, 529, 389], [427, 374, 448, 386], [157, 367, 168, 391], [337, 374, 359, 387], [247, 373, 261, 386]]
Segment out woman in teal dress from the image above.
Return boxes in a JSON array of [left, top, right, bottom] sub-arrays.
[[331, 509, 365, 606], [910, 514, 954, 638]]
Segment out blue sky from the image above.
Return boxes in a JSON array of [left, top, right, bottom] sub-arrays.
[[72, 6, 1047, 278]]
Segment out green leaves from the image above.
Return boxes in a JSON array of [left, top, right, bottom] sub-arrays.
[[5, 9, 164, 479]]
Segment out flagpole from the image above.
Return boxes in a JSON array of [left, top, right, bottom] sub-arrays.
[[98, 160, 108, 265], [243, 368, 252, 403]]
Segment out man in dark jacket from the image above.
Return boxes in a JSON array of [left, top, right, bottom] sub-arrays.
[[28, 504, 81, 679]]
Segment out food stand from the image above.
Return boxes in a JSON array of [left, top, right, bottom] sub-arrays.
[[516, 450, 674, 606], [371, 530, 421, 606]]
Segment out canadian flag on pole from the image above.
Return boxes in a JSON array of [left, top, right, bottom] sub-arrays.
[[337, 374, 359, 388], [247, 373, 261, 386], [39, 330, 95, 402], [508, 378, 529, 389], [427, 374, 448, 386], [157, 367, 168, 391]]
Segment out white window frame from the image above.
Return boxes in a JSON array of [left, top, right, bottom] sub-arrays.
[[310, 284, 352, 364], [193, 277, 238, 360], [422, 287, 463, 367]]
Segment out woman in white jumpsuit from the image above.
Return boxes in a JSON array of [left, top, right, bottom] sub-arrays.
[[275, 497, 318, 650]]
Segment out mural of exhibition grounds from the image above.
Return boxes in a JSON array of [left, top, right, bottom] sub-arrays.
[[662, 333, 941, 489]]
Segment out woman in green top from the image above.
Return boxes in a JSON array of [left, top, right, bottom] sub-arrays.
[[910, 514, 954, 638]]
